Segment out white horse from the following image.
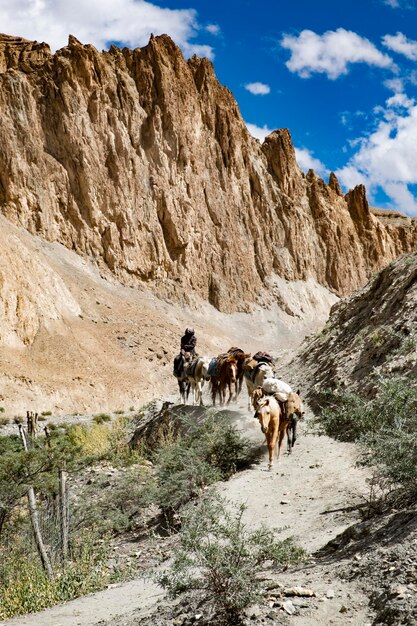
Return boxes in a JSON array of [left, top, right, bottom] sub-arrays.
[[243, 361, 274, 410], [186, 356, 212, 405]]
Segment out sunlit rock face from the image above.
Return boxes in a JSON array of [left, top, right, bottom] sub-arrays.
[[1, 32, 417, 312]]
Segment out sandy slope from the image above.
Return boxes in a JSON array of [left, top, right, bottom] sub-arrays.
[[0, 216, 336, 417]]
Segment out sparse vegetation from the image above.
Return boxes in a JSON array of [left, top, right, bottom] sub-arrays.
[[13, 416, 24, 424], [146, 412, 262, 522], [92, 413, 112, 424], [0, 407, 4, 413], [0, 416, 9, 426], [0, 405, 265, 619], [394, 330, 417, 356], [114, 409, 125, 415], [317, 376, 417, 484], [41, 410, 52, 416], [0, 531, 117, 620], [0, 414, 142, 619], [157, 492, 305, 625]]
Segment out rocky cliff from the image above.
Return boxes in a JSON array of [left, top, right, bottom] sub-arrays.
[[1, 32, 417, 313], [291, 251, 417, 404]]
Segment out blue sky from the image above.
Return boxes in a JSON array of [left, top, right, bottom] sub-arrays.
[[3, 0, 417, 214]]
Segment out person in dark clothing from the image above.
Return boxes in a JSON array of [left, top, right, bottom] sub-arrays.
[[180, 327, 197, 355]]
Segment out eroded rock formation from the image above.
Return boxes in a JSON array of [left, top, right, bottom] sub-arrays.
[[292, 251, 417, 403], [0, 32, 417, 313]]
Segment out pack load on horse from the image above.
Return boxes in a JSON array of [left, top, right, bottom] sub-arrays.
[[262, 377, 292, 401], [252, 351, 274, 365], [243, 358, 274, 410], [255, 390, 303, 469]]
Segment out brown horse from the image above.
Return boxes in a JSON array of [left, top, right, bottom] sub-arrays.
[[255, 391, 303, 469], [285, 390, 303, 454], [227, 347, 251, 397], [211, 355, 238, 406]]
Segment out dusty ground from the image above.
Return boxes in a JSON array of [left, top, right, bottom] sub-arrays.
[[1, 391, 376, 626]]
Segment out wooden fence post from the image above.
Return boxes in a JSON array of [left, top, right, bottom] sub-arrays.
[[18, 424, 54, 580], [59, 469, 69, 563]]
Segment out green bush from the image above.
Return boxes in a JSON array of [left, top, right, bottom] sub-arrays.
[[157, 492, 305, 625], [41, 411, 52, 416], [148, 412, 261, 520], [0, 416, 9, 426], [317, 377, 417, 484], [0, 531, 113, 619], [93, 413, 112, 424]]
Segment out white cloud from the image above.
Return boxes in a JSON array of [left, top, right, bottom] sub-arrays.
[[205, 24, 220, 36], [244, 82, 271, 95], [0, 0, 215, 58], [386, 92, 415, 109], [384, 77, 404, 92], [281, 28, 396, 79], [336, 99, 417, 215], [294, 147, 328, 176], [246, 122, 273, 141], [382, 32, 417, 60], [383, 0, 400, 7]]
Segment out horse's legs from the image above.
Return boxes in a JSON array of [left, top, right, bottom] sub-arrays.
[[287, 424, 292, 454], [292, 417, 298, 447], [277, 427, 287, 464], [268, 422, 279, 471], [246, 382, 252, 410], [211, 380, 217, 406], [227, 381, 233, 405], [197, 380, 203, 405]]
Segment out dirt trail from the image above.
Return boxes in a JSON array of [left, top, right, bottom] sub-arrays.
[[1, 393, 375, 626]]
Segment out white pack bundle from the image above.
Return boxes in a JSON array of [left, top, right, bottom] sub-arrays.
[[262, 377, 292, 401]]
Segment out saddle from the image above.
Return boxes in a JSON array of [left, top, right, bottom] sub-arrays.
[[252, 351, 274, 365], [186, 357, 199, 378], [207, 357, 219, 377]]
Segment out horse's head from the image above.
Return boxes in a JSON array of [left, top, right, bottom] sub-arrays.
[[252, 386, 264, 410], [255, 397, 275, 434], [225, 356, 238, 381], [286, 390, 303, 420]]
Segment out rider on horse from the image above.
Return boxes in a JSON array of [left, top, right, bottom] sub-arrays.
[[180, 327, 197, 356], [174, 328, 197, 377]]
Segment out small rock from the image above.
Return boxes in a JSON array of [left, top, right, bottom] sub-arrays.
[[280, 500, 290, 505], [326, 589, 335, 599], [284, 586, 315, 597], [245, 605, 262, 619], [282, 599, 296, 615], [339, 605, 348, 613]]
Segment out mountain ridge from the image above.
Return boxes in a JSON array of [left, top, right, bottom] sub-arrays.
[[1, 32, 417, 314]]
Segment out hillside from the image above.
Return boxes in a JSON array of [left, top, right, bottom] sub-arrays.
[[292, 251, 417, 404]]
